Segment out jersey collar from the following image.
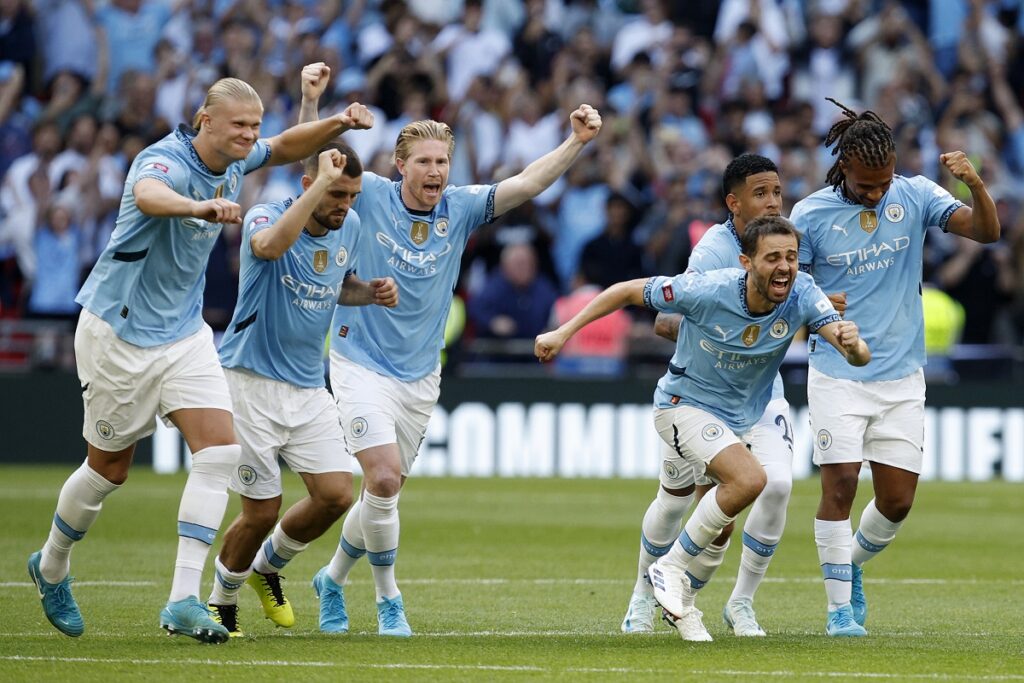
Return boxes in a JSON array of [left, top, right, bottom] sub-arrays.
[[738, 272, 775, 318], [725, 217, 742, 248], [174, 123, 221, 177]]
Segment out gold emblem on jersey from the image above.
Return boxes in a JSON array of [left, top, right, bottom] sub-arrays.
[[859, 210, 878, 233], [214, 183, 224, 199], [742, 324, 761, 347], [410, 220, 429, 245], [312, 249, 329, 273]]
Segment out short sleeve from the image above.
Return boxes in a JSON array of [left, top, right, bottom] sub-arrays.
[[133, 152, 188, 193], [686, 239, 732, 275], [242, 205, 276, 260], [789, 200, 815, 271], [244, 139, 273, 174], [908, 175, 965, 232], [799, 275, 841, 333], [643, 273, 702, 316], [446, 183, 497, 232]]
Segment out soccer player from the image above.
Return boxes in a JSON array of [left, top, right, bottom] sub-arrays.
[[792, 99, 1000, 637], [298, 70, 602, 636], [27, 74, 373, 643], [537, 216, 871, 641], [205, 141, 398, 637], [622, 154, 813, 637]]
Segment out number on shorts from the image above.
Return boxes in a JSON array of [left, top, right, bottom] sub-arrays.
[[775, 414, 794, 453]]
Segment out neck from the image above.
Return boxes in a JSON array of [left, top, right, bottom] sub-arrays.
[[744, 276, 774, 315], [305, 217, 330, 237]]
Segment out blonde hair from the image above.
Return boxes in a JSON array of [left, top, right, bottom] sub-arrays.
[[192, 78, 262, 130], [393, 120, 455, 165]]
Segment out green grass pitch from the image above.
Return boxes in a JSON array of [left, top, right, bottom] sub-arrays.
[[1, 466, 1022, 682]]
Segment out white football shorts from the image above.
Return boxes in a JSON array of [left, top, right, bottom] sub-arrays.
[[75, 310, 232, 451], [808, 366, 925, 474], [225, 368, 352, 500], [329, 352, 441, 477], [657, 398, 793, 488]]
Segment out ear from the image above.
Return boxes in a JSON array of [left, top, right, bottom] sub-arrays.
[[725, 192, 740, 215], [739, 253, 753, 273], [300, 175, 314, 192], [395, 157, 406, 176]]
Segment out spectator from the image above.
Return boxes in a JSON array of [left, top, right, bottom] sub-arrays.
[[579, 191, 645, 289], [468, 242, 559, 341], [25, 199, 81, 319], [549, 267, 632, 377]]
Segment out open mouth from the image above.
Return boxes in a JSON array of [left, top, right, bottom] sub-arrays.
[[769, 273, 790, 296], [423, 182, 441, 198]]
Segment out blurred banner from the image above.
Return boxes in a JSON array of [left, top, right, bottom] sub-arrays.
[[2, 373, 1021, 481]]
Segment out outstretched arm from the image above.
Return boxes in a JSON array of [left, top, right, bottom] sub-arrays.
[[816, 319, 870, 367], [535, 278, 645, 362], [493, 104, 602, 218], [265, 103, 373, 166], [134, 178, 242, 223], [941, 151, 1000, 244], [654, 313, 681, 342], [298, 62, 330, 124]]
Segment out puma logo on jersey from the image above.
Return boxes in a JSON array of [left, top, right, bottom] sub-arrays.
[[831, 224, 848, 236]]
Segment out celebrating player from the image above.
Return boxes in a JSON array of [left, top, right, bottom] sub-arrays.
[[537, 216, 870, 641], [27, 74, 373, 643], [297, 63, 601, 636], [792, 98, 1000, 637]]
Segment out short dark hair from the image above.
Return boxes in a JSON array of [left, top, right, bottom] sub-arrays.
[[303, 140, 363, 178], [721, 153, 778, 200], [823, 97, 895, 190], [740, 215, 799, 257]]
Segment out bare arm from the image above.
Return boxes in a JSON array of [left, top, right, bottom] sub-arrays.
[[654, 312, 681, 342], [535, 278, 646, 362], [338, 275, 398, 307], [492, 104, 602, 218], [298, 62, 330, 125], [941, 151, 1001, 244], [134, 178, 242, 223], [265, 103, 373, 167], [816, 319, 871, 367]]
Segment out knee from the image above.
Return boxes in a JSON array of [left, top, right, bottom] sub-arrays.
[[366, 472, 402, 498], [736, 466, 767, 502], [823, 471, 859, 505], [759, 475, 793, 508], [244, 500, 281, 532], [314, 488, 354, 521], [874, 495, 913, 523]]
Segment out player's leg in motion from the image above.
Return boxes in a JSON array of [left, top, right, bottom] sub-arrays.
[[725, 402, 794, 637], [29, 445, 129, 637], [622, 444, 695, 634], [814, 461, 866, 637], [649, 442, 766, 642], [160, 407, 239, 644]]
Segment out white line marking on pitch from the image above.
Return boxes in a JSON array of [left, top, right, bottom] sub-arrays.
[[0, 581, 157, 588], [2, 657, 1022, 679]]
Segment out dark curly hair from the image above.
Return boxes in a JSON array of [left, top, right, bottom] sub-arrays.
[[823, 97, 895, 190], [721, 153, 778, 200]]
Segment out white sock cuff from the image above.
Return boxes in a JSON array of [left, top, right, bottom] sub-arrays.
[[656, 486, 694, 514], [362, 490, 398, 512], [858, 499, 901, 545], [814, 518, 852, 541], [82, 461, 121, 494], [272, 524, 309, 556], [704, 487, 735, 529], [191, 444, 241, 475], [214, 555, 251, 586]]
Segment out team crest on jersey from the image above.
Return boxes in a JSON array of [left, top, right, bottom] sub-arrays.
[[214, 183, 224, 199], [884, 203, 905, 223], [817, 429, 833, 451], [742, 324, 761, 347], [410, 221, 429, 245], [434, 219, 449, 238], [350, 417, 368, 437], [312, 249, 329, 273], [701, 424, 723, 441], [95, 420, 115, 440], [336, 247, 348, 267], [769, 319, 789, 339], [859, 210, 878, 233], [228, 173, 238, 194], [237, 465, 257, 485]]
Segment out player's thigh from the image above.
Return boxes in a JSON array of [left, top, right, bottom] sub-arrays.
[[747, 398, 794, 478], [653, 405, 741, 485], [808, 367, 871, 467], [160, 324, 235, 450], [224, 369, 288, 500], [392, 367, 441, 477], [75, 310, 161, 451], [864, 370, 925, 474]]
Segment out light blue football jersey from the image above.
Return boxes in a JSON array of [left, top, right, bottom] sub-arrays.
[[686, 218, 785, 402], [330, 172, 496, 381], [219, 199, 361, 388], [645, 269, 840, 433], [76, 125, 272, 347], [791, 176, 963, 381]]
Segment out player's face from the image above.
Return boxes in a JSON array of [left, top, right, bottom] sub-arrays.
[[744, 233, 799, 307], [729, 171, 782, 228], [203, 100, 263, 161], [840, 153, 895, 209], [311, 173, 362, 232], [396, 139, 450, 211]]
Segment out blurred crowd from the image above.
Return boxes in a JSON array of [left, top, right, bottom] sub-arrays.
[[1, 0, 1023, 369]]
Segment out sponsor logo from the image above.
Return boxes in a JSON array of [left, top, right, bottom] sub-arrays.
[[376, 232, 453, 275], [96, 420, 115, 440], [149, 162, 169, 173], [410, 220, 429, 245], [313, 249, 329, 274], [884, 203, 905, 223], [237, 465, 257, 485], [713, 325, 729, 341], [434, 219, 449, 237], [859, 210, 878, 233], [662, 284, 674, 302], [336, 247, 348, 267], [825, 236, 910, 267], [742, 324, 761, 347], [770, 319, 789, 338], [702, 424, 723, 441], [338, 325, 349, 338], [350, 417, 368, 438], [817, 429, 833, 450]]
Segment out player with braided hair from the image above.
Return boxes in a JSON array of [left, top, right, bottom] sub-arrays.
[[790, 98, 1000, 637]]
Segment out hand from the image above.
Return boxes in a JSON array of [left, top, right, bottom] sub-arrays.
[[940, 151, 981, 188], [192, 198, 242, 224], [337, 103, 374, 131], [835, 320, 861, 354], [315, 148, 346, 184], [370, 277, 398, 307], [827, 291, 847, 318], [301, 62, 331, 102], [535, 329, 568, 362], [569, 104, 602, 144]]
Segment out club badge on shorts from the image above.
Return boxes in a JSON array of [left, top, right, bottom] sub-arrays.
[[313, 249, 329, 273], [742, 324, 761, 347], [859, 210, 878, 233], [410, 221, 429, 245], [237, 465, 257, 485]]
